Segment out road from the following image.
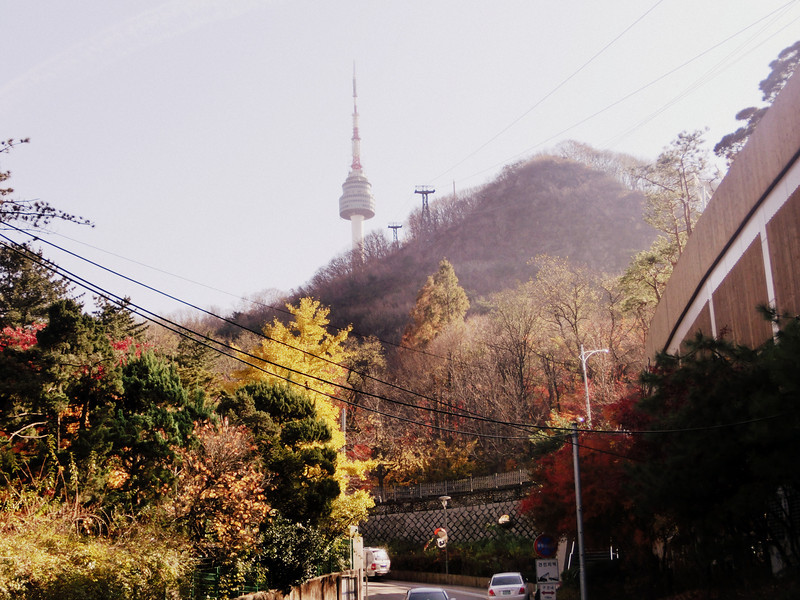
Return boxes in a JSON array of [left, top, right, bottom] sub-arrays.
[[366, 580, 487, 600]]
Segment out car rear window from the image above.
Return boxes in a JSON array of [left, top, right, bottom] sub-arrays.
[[409, 592, 446, 600], [492, 576, 522, 586], [373, 550, 389, 560]]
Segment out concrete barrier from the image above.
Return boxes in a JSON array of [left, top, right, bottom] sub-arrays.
[[387, 570, 490, 590], [234, 570, 361, 600]]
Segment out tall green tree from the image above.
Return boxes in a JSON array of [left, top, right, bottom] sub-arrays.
[[0, 299, 122, 480], [36, 299, 123, 437], [70, 350, 210, 509], [93, 296, 147, 344], [0, 242, 71, 328], [631, 316, 800, 575], [218, 381, 340, 526], [402, 258, 469, 348]]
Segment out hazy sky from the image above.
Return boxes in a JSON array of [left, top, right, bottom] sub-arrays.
[[3, 0, 799, 319]]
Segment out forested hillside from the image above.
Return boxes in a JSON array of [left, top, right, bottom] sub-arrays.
[[5, 41, 800, 599], [293, 153, 655, 343]]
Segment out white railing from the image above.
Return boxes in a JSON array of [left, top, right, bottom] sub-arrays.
[[378, 469, 531, 503]]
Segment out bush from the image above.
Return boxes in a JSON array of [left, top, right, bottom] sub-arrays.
[[387, 537, 539, 578], [0, 497, 194, 600]]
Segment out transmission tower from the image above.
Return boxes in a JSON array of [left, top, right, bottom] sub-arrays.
[[414, 185, 435, 222], [388, 222, 402, 243]]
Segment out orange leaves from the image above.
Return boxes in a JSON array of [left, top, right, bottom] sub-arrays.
[[170, 420, 270, 560]]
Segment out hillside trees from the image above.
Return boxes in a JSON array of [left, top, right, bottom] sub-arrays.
[[390, 258, 471, 465], [364, 260, 481, 480], [714, 40, 800, 166], [619, 131, 717, 323], [378, 255, 644, 478], [556, 140, 644, 190], [485, 284, 543, 417]]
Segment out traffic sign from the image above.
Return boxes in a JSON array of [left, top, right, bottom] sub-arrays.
[[534, 534, 557, 558], [535, 559, 560, 584], [538, 583, 557, 600]]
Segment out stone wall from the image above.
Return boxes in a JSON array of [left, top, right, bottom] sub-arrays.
[[361, 488, 537, 546]]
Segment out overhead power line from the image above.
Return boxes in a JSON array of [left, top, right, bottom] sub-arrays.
[[44, 227, 483, 374], [14, 226, 536, 438], [2, 226, 794, 441], [426, 0, 668, 184], [0, 234, 551, 439], [18, 227, 465, 405], [442, 0, 800, 186]]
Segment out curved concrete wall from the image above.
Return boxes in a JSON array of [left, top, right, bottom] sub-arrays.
[[646, 71, 800, 356]]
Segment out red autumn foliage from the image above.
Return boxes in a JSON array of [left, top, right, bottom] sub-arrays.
[[521, 390, 646, 547], [0, 323, 44, 350]]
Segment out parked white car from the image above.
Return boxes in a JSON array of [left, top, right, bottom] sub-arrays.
[[364, 547, 391, 578], [488, 572, 529, 600]]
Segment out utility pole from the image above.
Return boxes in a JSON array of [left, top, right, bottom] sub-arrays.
[[439, 495, 450, 575], [572, 422, 588, 600]]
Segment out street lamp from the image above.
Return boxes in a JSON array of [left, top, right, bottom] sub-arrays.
[[439, 495, 451, 575], [580, 345, 608, 428]]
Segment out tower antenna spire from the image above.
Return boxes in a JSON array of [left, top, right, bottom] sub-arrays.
[[339, 63, 375, 252], [350, 62, 362, 171]]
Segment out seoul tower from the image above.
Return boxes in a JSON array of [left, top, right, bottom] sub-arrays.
[[339, 65, 375, 251]]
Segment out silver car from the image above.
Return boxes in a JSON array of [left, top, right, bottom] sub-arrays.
[[406, 588, 454, 600]]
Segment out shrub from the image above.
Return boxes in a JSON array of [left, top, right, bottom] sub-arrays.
[[0, 495, 194, 600]]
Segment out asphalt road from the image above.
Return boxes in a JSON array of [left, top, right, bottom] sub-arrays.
[[366, 580, 487, 600]]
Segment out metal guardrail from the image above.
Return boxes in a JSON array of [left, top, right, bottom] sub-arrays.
[[378, 469, 531, 503]]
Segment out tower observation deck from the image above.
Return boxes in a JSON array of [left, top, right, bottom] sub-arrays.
[[339, 67, 375, 251]]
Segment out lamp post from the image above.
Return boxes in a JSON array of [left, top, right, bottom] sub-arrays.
[[580, 345, 608, 428], [571, 422, 588, 600], [439, 495, 451, 575]]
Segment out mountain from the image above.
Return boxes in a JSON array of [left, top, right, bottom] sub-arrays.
[[291, 154, 655, 343]]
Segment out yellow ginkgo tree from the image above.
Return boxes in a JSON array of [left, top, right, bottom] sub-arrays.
[[234, 297, 374, 534]]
